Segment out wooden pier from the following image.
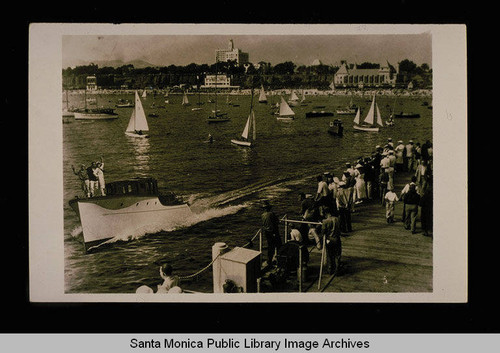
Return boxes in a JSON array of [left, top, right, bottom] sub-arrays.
[[278, 171, 433, 293]]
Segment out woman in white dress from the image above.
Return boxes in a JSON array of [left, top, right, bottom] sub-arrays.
[[354, 164, 367, 204]]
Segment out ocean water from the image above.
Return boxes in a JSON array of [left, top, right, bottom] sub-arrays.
[[63, 91, 432, 293]]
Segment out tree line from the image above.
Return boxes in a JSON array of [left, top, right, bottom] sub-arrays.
[[62, 59, 431, 90]]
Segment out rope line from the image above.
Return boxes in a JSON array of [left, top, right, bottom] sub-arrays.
[[178, 229, 262, 280]]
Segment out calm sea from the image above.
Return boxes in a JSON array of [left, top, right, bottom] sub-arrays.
[[63, 91, 432, 293]]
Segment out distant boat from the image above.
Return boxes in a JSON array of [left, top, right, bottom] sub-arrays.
[[206, 61, 230, 123], [62, 90, 74, 119], [181, 92, 190, 106], [115, 99, 134, 108], [300, 90, 308, 106], [142, 90, 147, 98], [328, 119, 344, 137], [394, 112, 420, 118], [353, 95, 383, 132], [276, 96, 295, 121], [335, 97, 356, 115], [258, 85, 267, 103], [231, 91, 256, 147], [125, 91, 149, 138], [288, 90, 299, 107], [74, 90, 118, 120], [305, 111, 334, 118]]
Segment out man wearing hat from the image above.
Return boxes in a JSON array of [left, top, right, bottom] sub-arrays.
[[336, 181, 352, 233], [405, 140, 415, 172], [261, 200, 281, 266], [395, 140, 405, 172]]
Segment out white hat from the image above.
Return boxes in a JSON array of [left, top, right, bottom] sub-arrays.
[[355, 163, 363, 168], [290, 229, 302, 242], [136, 285, 154, 294]]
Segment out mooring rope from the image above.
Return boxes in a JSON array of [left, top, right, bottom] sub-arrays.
[[177, 229, 262, 281]]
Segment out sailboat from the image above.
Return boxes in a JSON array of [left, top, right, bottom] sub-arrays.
[[231, 91, 256, 147], [276, 96, 295, 121], [353, 95, 383, 132], [258, 85, 267, 103], [207, 62, 230, 123], [288, 90, 299, 107], [62, 90, 74, 119], [74, 90, 118, 120], [142, 90, 147, 98], [300, 90, 307, 106], [336, 96, 357, 115], [181, 92, 190, 106], [125, 91, 149, 138]]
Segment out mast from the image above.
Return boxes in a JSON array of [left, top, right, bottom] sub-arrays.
[[250, 89, 255, 140]]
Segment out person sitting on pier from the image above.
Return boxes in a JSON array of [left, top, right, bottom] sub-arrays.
[[321, 207, 342, 275], [157, 263, 181, 294]]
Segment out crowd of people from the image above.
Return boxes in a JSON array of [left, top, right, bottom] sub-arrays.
[[261, 138, 434, 282], [71, 157, 106, 197]]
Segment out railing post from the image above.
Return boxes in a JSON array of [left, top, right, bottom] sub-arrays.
[[318, 235, 326, 290], [212, 242, 228, 293], [298, 245, 302, 293], [284, 214, 288, 244], [259, 229, 262, 269]]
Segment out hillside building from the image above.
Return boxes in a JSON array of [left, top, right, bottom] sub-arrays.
[[215, 39, 249, 65]]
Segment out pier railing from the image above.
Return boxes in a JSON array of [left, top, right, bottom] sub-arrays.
[[280, 215, 327, 291]]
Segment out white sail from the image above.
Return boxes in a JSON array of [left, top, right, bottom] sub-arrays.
[[182, 93, 189, 105], [353, 108, 361, 125], [363, 95, 376, 125], [279, 97, 295, 117], [142, 90, 147, 98], [126, 91, 149, 133], [241, 114, 251, 139], [259, 86, 267, 102], [376, 103, 383, 127], [301, 90, 306, 102], [289, 90, 299, 101]]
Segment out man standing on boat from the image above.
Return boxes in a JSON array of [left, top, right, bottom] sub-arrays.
[[72, 164, 90, 197], [94, 157, 106, 196], [86, 162, 98, 197], [261, 200, 281, 267]]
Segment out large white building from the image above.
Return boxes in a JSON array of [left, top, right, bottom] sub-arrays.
[[215, 39, 249, 65], [334, 61, 397, 88]]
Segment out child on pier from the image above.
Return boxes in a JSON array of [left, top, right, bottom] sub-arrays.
[[384, 187, 399, 223]]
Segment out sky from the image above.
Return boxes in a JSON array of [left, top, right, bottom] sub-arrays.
[[62, 33, 432, 69]]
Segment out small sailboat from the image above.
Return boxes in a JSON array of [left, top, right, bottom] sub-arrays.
[[300, 90, 307, 106], [181, 92, 190, 106], [288, 90, 299, 107], [62, 90, 74, 119], [231, 91, 256, 147], [142, 90, 147, 98], [276, 96, 295, 121], [353, 95, 383, 132], [73, 90, 118, 120], [125, 91, 149, 138], [336, 97, 357, 115], [258, 85, 267, 104]]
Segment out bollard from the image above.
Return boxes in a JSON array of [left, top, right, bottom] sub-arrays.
[[212, 242, 228, 293]]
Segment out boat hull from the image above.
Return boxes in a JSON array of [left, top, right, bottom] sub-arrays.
[[394, 113, 420, 118], [70, 196, 192, 251], [74, 112, 118, 120], [231, 139, 252, 147], [125, 131, 149, 138], [306, 111, 334, 118], [207, 118, 230, 123], [353, 124, 379, 132], [336, 109, 356, 115], [276, 116, 294, 121]]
